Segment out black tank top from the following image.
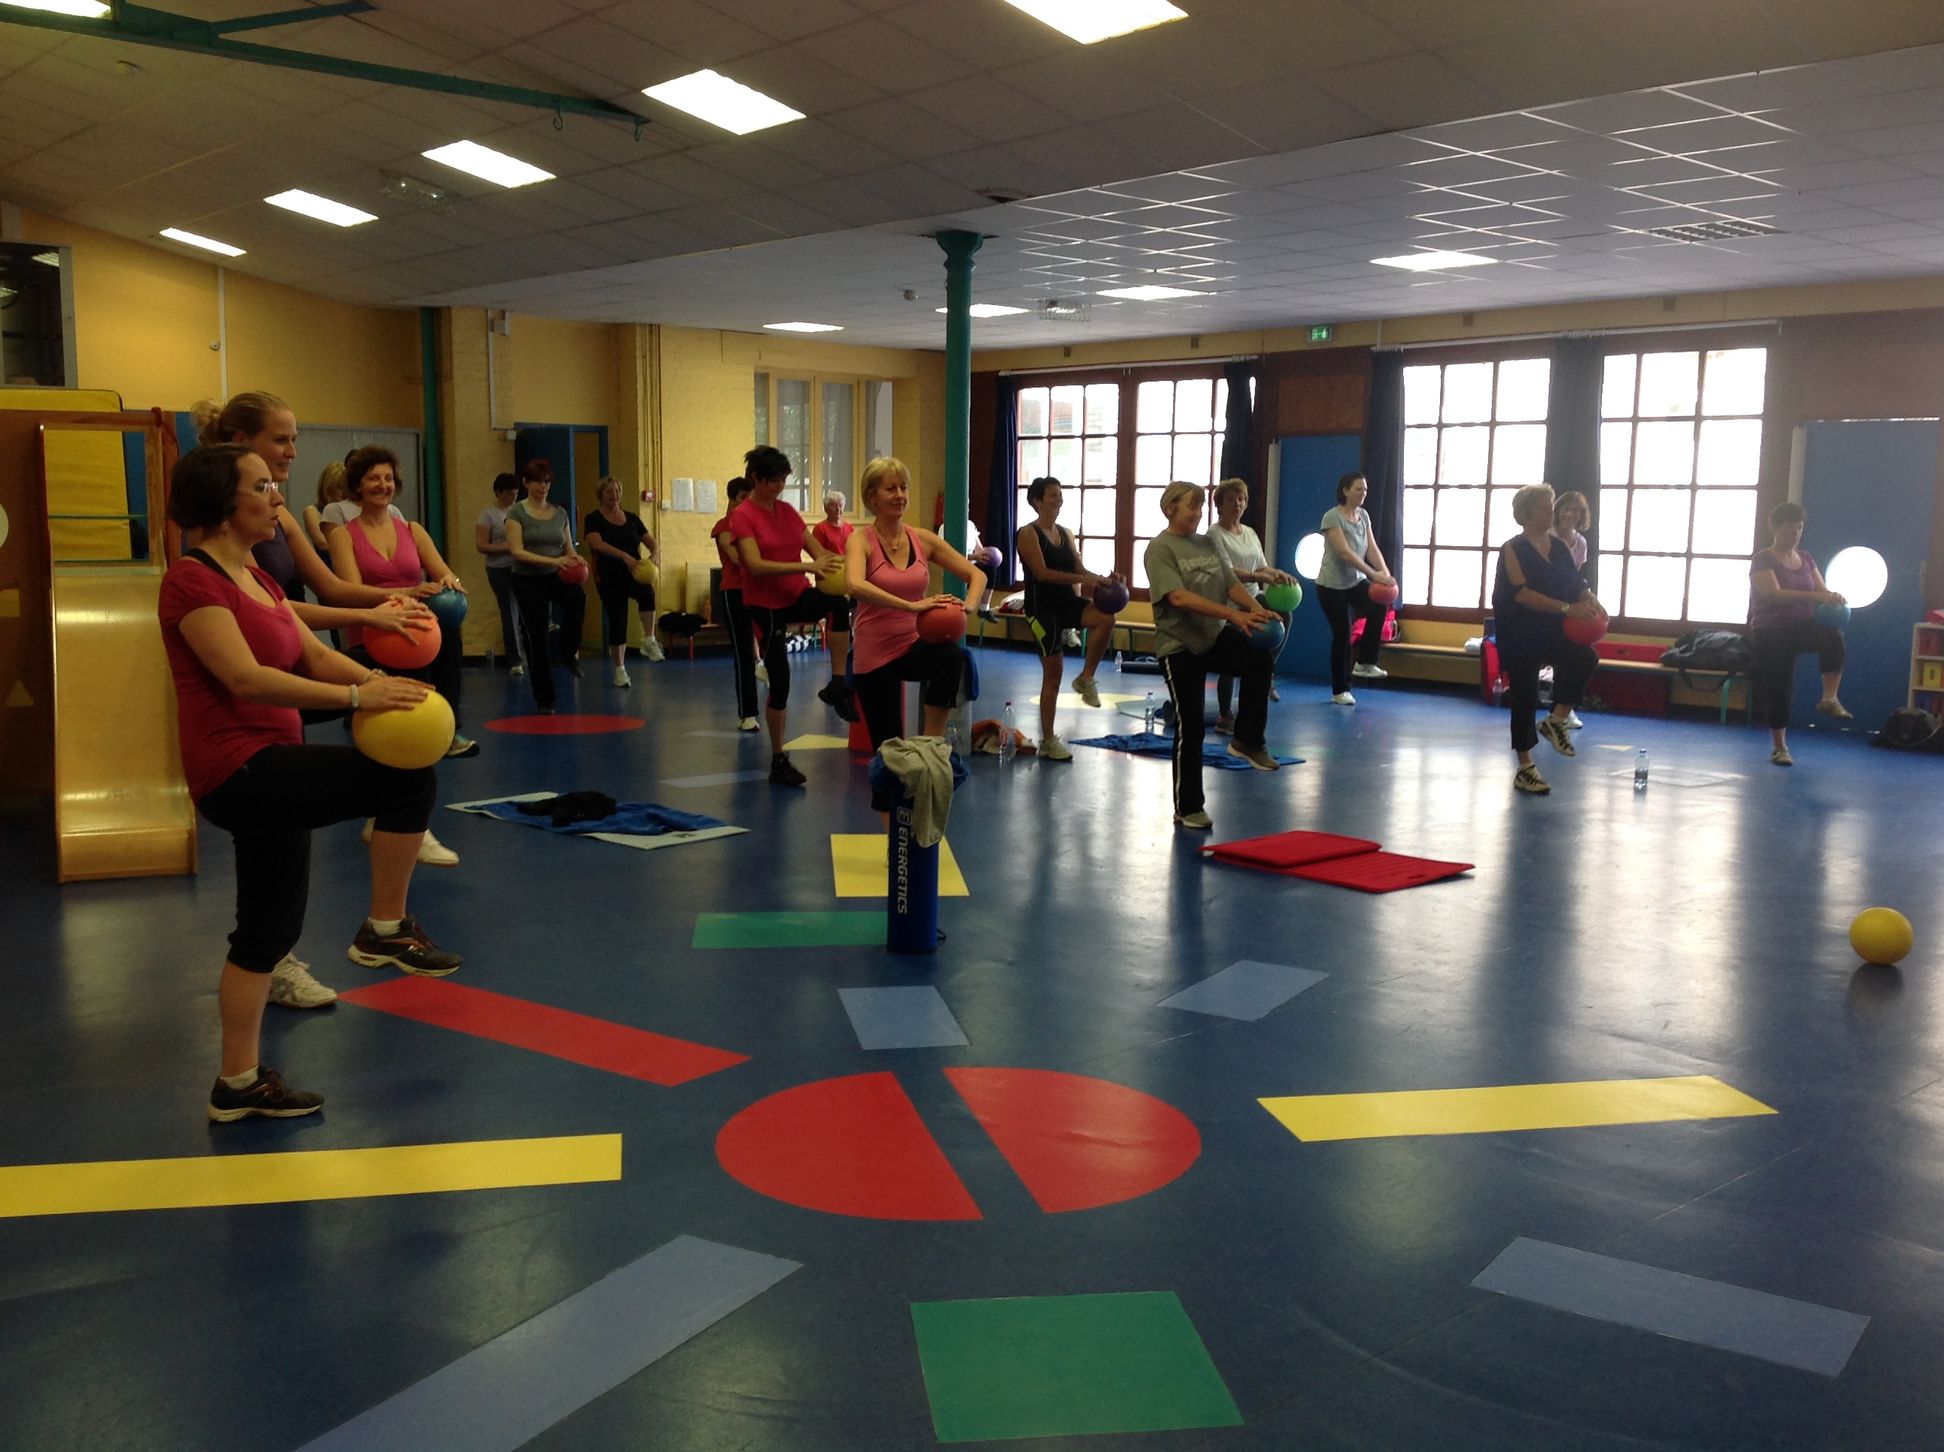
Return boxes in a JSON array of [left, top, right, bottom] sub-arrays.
[[1023, 523, 1077, 614], [251, 520, 302, 601]]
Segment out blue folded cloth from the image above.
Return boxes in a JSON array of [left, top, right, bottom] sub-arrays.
[[473, 799, 728, 836], [1070, 732, 1301, 769]]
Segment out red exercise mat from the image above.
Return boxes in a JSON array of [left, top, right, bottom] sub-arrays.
[[1284, 850, 1473, 893], [1205, 830, 1379, 871]]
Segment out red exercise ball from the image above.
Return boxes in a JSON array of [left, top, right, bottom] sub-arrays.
[[1563, 610, 1608, 646], [558, 557, 590, 587], [365, 613, 441, 669], [916, 602, 966, 644], [1368, 580, 1400, 606]]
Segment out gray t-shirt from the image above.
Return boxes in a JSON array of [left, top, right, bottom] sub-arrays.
[[1144, 530, 1237, 658], [478, 505, 512, 569], [507, 499, 572, 575], [1316, 506, 1371, 590]]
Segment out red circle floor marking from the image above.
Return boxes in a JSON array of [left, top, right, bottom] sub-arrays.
[[484, 713, 645, 735], [715, 1068, 1200, 1221]]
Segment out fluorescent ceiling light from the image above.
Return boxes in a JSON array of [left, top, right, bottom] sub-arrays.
[[3, 2, 112, 17], [1000, 0, 1186, 44], [764, 321, 843, 333], [935, 304, 1030, 318], [421, 140, 554, 189], [1097, 284, 1205, 301], [265, 189, 376, 227], [33, 250, 61, 266], [642, 69, 803, 136], [1370, 250, 1498, 271], [159, 227, 245, 258]]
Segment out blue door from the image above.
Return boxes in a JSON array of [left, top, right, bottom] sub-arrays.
[[1273, 434, 1363, 681], [1794, 420, 1937, 730]]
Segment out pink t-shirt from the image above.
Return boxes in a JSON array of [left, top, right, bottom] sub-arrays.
[[852, 527, 930, 675], [730, 497, 810, 610], [712, 514, 745, 591], [343, 515, 425, 646], [158, 556, 304, 801]]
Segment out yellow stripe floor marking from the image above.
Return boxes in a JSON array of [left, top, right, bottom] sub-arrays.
[[0, 1133, 622, 1218], [830, 833, 969, 897], [783, 733, 853, 752], [1259, 1076, 1774, 1143]]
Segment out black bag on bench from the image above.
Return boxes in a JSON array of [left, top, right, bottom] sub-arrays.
[[1659, 629, 1752, 688]]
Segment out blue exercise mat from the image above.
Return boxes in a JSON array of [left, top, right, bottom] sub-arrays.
[[472, 799, 729, 836], [1070, 732, 1301, 768]]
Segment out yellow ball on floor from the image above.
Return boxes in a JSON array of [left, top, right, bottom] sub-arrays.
[[1849, 907, 1914, 966], [352, 690, 455, 770]]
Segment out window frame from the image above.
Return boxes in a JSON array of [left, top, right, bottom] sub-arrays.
[[754, 371, 894, 517]]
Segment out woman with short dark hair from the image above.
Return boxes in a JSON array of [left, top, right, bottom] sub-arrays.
[[1749, 501, 1849, 766], [1315, 471, 1394, 706], [1493, 485, 1603, 796], [475, 472, 524, 672], [1016, 475, 1119, 761], [503, 458, 589, 713]]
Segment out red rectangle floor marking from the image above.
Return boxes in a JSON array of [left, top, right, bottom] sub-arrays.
[[1282, 851, 1473, 893], [340, 977, 748, 1086], [1205, 830, 1380, 871]]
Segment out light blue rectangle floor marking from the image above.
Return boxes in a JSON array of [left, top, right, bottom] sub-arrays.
[[1473, 1237, 1869, 1376], [298, 1236, 801, 1452], [1157, 960, 1326, 1021], [665, 770, 771, 787], [839, 985, 969, 1050]]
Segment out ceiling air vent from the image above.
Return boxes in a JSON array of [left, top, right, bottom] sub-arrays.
[[1644, 219, 1778, 243], [1036, 298, 1091, 322]]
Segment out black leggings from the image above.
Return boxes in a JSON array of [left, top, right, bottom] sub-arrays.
[[596, 573, 656, 650], [748, 590, 848, 712], [1751, 621, 1846, 730], [720, 587, 760, 719], [1217, 606, 1290, 716], [510, 571, 588, 709], [1504, 637, 1599, 753], [484, 567, 520, 660], [196, 744, 435, 973], [1317, 581, 1386, 694], [854, 640, 966, 750], [1161, 630, 1272, 816]]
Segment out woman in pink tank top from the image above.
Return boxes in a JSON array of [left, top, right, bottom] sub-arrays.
[[844, 457, 986, 751]]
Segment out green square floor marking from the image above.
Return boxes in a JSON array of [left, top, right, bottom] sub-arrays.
[[910, 1291, 1241, 1443], [691, 911, 883, 949]]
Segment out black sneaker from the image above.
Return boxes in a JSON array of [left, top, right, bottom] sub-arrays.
[[208, 1065, 323, 1123], [817, 679, 859, 722], [347, 915, 462, 977], [770, 753, 807, 787]]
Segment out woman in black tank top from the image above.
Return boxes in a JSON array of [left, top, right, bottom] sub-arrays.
[[1014, 476, 1124, 761]]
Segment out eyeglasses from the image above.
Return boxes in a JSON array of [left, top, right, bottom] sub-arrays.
[[247, 480, 275, 494]]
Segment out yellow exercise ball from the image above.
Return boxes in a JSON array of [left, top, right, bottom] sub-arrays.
[[632, 556, 660, 588], [816, 562, 849, 596], [1849, 907, 1914, 966], [352, 690, 455, 770]]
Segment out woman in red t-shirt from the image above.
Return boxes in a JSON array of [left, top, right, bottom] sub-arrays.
[[711, 475, 761, 730], [160, 445, 463, 1124]]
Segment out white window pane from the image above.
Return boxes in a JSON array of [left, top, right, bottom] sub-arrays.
[[1212, 431, 1225, 470], [1049, 437, 1081, 484], [1627, 488, 1692, 552], [1403, 487, 1434, 546], [820, 381, 854, 494], [1016, 489, 1032, 527], [1132, 549, 1150, 591], [1079, 536, 1116, 575], [1688, 555, 1751, 624], [1019, 388, 1049, 437], [754, 371, 769, 445], [1403, 365, 1442, 426], [1691, 488, 1758, 554], [1433, 486, 1486, 546], [1403, 547, 1431, 605], [1637, 351, 1699, 417], [1695, 418, 1760, 486], [1135, 487, 1167, 528], [1138, 379, 1174, 431], [1082, 436, 1115, 486], [1173, 433, 1214, 486], [1702, 348, 1767, 416], [863, 380, 893, 461], [1634, 420, 1695, 486], [1623, 553, 1685, 617], [1431, 548, 1485, 608], [1080, 488, 1116, 535], [1488, 487, 1521, 543], [1174, 378, 1214, 433], [777, 378, 809, 476], [1018, 438, 1047, 482], [1490, 423, 1546, 484], [1495, 357, 1551, 422], [1404, 427, 1438, 485], [1594, 488, 1627, 549], [1135, 434, 1172, 485], [1439, 425, 1490, 484], [1442, 362, 1493, 423], [1601, 354, 1637, 418], [1050, 384, 1083, 436], [1600, 421, 1634, 485], [1084, 384, 1118, 434]]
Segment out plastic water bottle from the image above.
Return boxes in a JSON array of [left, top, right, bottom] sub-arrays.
[[944, 723, 960, 759], [1633, 747, 1650, 791], [1144, 691, 1157, 736], [999, 702, 1016, 764]]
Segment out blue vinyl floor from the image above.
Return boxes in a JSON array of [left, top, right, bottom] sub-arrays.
[[2, 645, 1941, 1450]]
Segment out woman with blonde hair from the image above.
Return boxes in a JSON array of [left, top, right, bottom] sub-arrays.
[[584, 475, 664, 685], [1549, 489, 1594, 729], [305, 460, 345, 554]]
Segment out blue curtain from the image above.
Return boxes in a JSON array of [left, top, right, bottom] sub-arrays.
[[1543, 336, 1605, 591], [1363, 350, 1406, 584], [1217, 358, 1260, 485], [985, 376, 1019, 583]]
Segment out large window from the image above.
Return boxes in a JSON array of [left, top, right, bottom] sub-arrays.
[[1401, 357, 1551, 611], [1598, 348, 1765, 624], [755, 374, 894, 513], [1013, 369, 1235, 588]]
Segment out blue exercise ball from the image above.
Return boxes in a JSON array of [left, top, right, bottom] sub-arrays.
[[1814, 601, 1850, 628], [1248, 617, 1286, 653], [427, 588, 469, 628]]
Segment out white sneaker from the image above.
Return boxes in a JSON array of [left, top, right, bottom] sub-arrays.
[[644, 639, 665, 662], [1040, 734, 1073, 761], [613, 666, 631, 687], [508, 662, 525, 676], [268, 954, 337, 1009], [755, 661, 769, 685], [1351, 663, 1387, 680], [418, 831, 460, 867], [1072, 676, 1101, 707], [1062, 628, 1081, 648], [738, 716, 759, 732], [1175, 810, 1213, 830], [1330, 691, 1356, 705], [1566, 711, 1584, 729]]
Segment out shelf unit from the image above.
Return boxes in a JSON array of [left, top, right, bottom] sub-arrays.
[[1912, 620, 1944, 712]]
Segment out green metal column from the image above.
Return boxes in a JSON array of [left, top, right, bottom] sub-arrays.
[[419, 306, 445, 544], [936, 228, 983, 599]]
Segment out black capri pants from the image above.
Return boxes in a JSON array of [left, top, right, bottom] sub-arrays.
[[720, 586, 760, 720], [854, 640, 966, 750], [510, 570, 588, 709], [596, 572, 655, 649], [1503, 631, 1599, 753], [748, 589, 850, 711], [1161, 629, 1273, 817], [1316, 580, 1386, 695], [1028, 590, 1087, 657], [1751, 620, 1846, 730], [196, 744, 436, 973]]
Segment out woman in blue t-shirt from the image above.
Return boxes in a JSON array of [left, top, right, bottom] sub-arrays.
[[1492, 485, 1606, 796]]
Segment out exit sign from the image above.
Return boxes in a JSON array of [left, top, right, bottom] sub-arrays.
[[1308, 324, 1335, 343]]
